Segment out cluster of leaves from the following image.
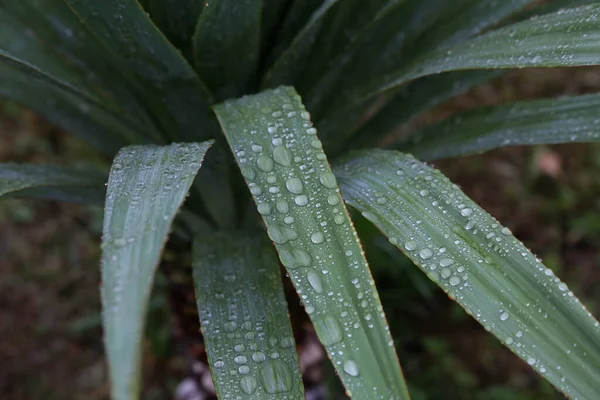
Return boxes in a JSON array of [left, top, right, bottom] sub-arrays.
[[1, 1, 600, 399]]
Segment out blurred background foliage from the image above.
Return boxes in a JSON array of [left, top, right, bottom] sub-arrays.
[[1, 67, 600, 399]]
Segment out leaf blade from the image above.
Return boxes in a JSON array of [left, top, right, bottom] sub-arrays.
[[396, 92, 600, 160], [214, 87, 410, 400], [101, 141, 212, 400], [64, 0, 218, 142], [0, 163, 106, 205], [361, 5, 600, 103], [192, 0, 262, 101], [336, 149, 600, 399], [192, 232, 304, 399]]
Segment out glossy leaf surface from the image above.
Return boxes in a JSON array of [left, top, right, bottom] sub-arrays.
[[397, 92, 600, 160], [214, 87, 410, 400], [336, 150, 600, 399], [193, 232, 304, 399], [101, 142, 211, 400], [0, 163, 105, 204], [193, 0, 261, 101]]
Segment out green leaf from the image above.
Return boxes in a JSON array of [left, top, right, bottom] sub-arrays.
[[192, 232, 304, 398], [101, 141, 212, 400], [336, 149, 600, 399], [396, 92, 600, 160], [259, 0, 292, 58], [64, 0, 218, 142], [0, 58, 133, 155], [356, 5, 600, 107], [262, 0, 322, 67], [0, 163, 106, 205], [348, 70, 501, 151], [0, 1, 162, 144], [311, 0, 532, 150], [261, 0, 340, 88], [214, 87, 410, 400], [140, 0, 204, 60], [192, 0, 261, 101]]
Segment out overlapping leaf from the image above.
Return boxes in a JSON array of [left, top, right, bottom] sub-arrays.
[[336, 150, 600, 399], [357, 5, 600, 105], [396, 92, 600, 160], [193, 0, 261, 101], [64, 0, 217, 142], [101, 142, 211, 400], [0, 163, 105, 204], [214, 87, 410, 400], [193, 232, 304, 399]]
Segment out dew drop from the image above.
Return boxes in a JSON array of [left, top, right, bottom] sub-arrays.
[[419, 249, 433, 259], [240, 376, 257, 394], [501, 227, 512, 236], [285, 177, 304, 194], [252, 351, 266, 363], [267, 225, 298, 244], [238, 365, 250, 374], [273, 147, 292, 166], [306, 128, 317, 135], [278, 247, 311, 268], [234, 355, 247, 364], [284, 216, 294, 224], [257, 202, 272, 215], [276, 199, 289, 213], [295, 195, 309, 206], [334, 215, 345, 224], [256, 155, 274, 172], [441, 268, 452, 279], [241, 166, 256, 180], [311, 232, 325, 244], [343, 360, 360, 377], [313, 315, 343, 345], [259, 360, 293, 394], [224, 321, 237, 332], [327, 194, 340, 205], [319, 172, 337, 189], [449, 276, 461, 286], [461, 208, 473, 217], [527, 357, 537, 366], [214, 360, 225, 368], [439, 258, 454, 267], [500, 312, 510, 321], [307, 271, 324, 293], [251, 144, 263, 153], [405, 241, 417, 251]]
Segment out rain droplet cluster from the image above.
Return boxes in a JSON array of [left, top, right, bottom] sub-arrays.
[[217, 87, 405, 398], [101, 142, 210, 398], [193, 234, 303, 398], [336, 150, 600, 398]]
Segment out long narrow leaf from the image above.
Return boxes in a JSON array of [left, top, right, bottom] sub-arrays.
[[355, 5, 600, 108], [214, 87, 410, 400], [193, 232, 304, 399], [313, 0, 532, 152], [64, 0, 218, 142], [193, 0, 261, 101], [336, 150, 600, 399], [1, 1, 164, 143], [0, 164, 105, 205], [101, 141, 212, 400], [396, 92, 600, 160], [140, 0, 204, 59], [348, 70, 502, 151], [261, 0, 339, 88], [0, 58, 134, 155]]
